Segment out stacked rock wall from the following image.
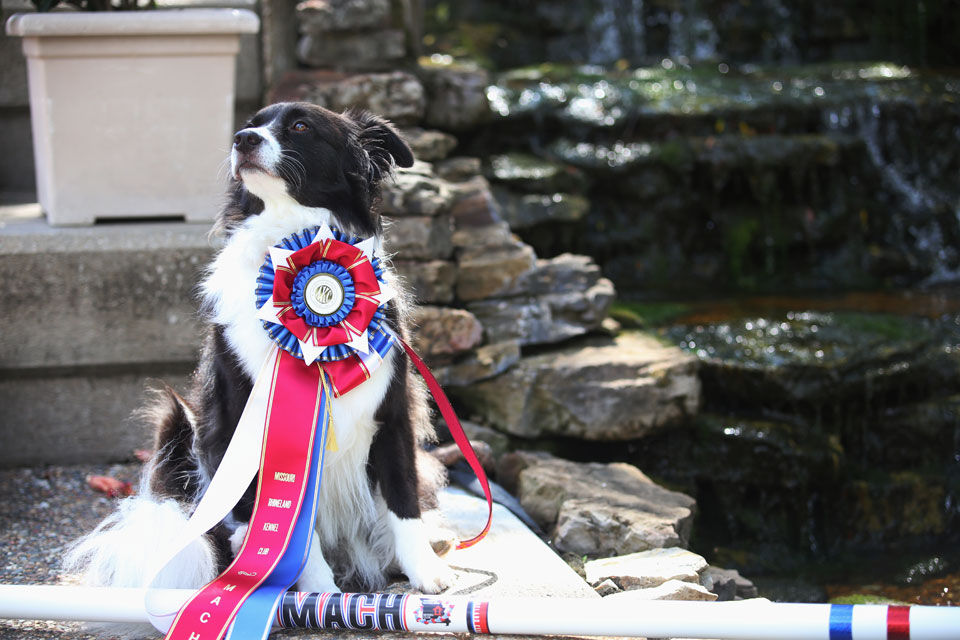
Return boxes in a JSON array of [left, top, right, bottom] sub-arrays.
[[275, 0, 701, 444]]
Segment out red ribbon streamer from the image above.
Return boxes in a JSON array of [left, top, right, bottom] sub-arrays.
[[164, 351, 323, 640], [401, 340, 493, 549]]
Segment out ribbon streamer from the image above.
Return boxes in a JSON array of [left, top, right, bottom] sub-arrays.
[[164, 350, 328, 640], [145, 346, 281, 632]]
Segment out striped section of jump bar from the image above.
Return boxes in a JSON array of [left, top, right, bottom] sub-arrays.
[[829, 604, 913, 640]]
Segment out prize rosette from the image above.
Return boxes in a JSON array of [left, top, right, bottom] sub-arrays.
[[254, 224, 398, 397]]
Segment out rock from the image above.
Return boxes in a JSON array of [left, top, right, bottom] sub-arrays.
[[603, 579, 718, 602], [269, 70, 425, 125], [493, 188, 590, 230], [383, 215, 453, 260], [502, 451, 696, 556], [398, 127, 458, 162], [554, 500, 689, 558], [701, 566, 759, 601], [701, 569, 737, 601], [455, 243, 538, 302], [584, 548, 708, 590], [457, 252, 614, 327], [453, 222, 538, 301], [452, 220, 517, 249], [392, 260, 456, 304], [453, 333, 701, 440], [432, 340, 521, 387], [466, 277, 614, 346], [436, 157, 483, 183], [297, 29, 407, 71], [593, 578, 620, 596], [511, 253, 607, 296], [380, 171, 454, 216], [381, 168, 455, 217], [420, 63, 491, 131], [409, 306, 483, 357], [449, 176, 502, 228], [296, 0, 391, 33], [487, 153, 589, 194], [460, 420, 512, 459]]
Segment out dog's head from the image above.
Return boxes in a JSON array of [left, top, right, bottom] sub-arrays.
[[222, 102, 414, 237]]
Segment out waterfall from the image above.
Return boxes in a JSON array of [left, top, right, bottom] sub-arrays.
[[668, 0, 718, 62], [762, 0, 799, 63], [823, 101, 960, 284], [586, 0, 646, 65]]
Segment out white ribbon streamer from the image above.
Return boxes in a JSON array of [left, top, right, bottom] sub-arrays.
[[144, 345, 281, 632]]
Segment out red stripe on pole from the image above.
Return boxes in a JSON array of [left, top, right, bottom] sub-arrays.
[[475, 601, 490, 634], [887, 605, 910, 640]]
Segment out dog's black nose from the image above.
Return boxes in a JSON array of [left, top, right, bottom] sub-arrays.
[[234, 130, 263, 152]]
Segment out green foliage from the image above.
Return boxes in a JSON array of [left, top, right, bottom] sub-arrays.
[[32, 0, 155, 11], [723, 216, 760, 289], [608, 301, 691, 328], [829, 594, 909, 605]]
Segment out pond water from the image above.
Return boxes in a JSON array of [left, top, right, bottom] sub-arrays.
[[600, 289, 960, 604]]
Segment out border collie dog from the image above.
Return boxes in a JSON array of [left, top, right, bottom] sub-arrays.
[[65, 103, 455, 609]]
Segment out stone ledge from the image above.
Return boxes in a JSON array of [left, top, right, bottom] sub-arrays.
[[0, 365, 192, 467], [0, 214, 211, 467], [0, 213, 216, 370]]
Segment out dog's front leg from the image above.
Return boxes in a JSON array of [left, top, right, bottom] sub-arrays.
[[387, 511, 456, 593], [296, 530, 340, 593], [371, 367, 455, 594]]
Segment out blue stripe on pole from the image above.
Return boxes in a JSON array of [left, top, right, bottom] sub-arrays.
[[829, 604, 853, 640], [466, 601, 476, 634]]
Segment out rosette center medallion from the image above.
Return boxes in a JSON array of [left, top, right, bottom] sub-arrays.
[[304, 274, 344, 316]]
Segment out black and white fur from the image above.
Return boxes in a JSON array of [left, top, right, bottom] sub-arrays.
[[65, 103, 455, 627]]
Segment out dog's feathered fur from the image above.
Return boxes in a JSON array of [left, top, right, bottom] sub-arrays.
[[65, 104, 454, 635]]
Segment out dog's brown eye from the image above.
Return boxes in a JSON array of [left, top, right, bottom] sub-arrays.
[[291, 121, 308, 132]]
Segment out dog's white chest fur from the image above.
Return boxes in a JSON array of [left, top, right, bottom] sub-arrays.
[[201, 201, 395, 456]]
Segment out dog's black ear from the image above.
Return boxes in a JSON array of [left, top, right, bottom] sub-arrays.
[[348, 109, 415, 174]]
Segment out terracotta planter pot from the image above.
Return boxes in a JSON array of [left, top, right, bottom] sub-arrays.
[[6, 9, 259, 225]]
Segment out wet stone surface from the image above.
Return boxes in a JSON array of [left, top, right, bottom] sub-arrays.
[[662, 311, 957, 412], [473, 61, 960, 295], [631, 305, 960, 563], [487, 62, 958, 135]]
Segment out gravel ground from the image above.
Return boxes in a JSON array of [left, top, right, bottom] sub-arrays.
[[0, 463, 347, 639], [0, 464, 608, 640], [0, 465, 586, 640], [0, 462, 143, 639]]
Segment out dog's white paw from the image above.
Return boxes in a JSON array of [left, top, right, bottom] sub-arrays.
[[407, 554, 456, 594], [389, 513, 457, 594], [296, 569, 340, 594], [229, 524, 248, 556]]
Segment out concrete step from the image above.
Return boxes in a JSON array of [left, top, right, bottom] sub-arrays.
[[0, 206, 216, 466]]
